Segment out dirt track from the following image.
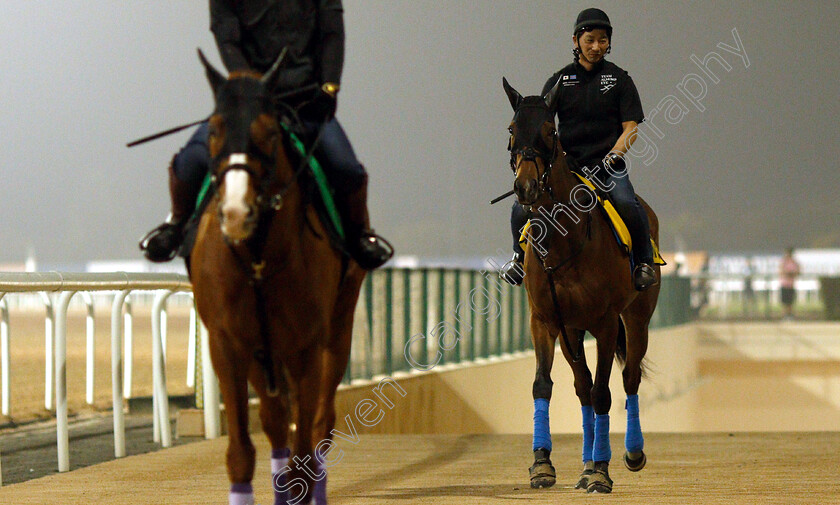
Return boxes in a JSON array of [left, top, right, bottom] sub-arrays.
[[2, 321, 840, 503], [1, 432, 839, 504]]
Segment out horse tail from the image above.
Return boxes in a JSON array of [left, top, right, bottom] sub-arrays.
[[615, 315, 650, 378], [615, 315, 627, 366]]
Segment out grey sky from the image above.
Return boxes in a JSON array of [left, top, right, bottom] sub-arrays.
[[1, 1, 838, 264]]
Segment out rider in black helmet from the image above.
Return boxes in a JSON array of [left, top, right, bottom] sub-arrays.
[[500, 7, 658, 291], [140, 0, 393, 271]]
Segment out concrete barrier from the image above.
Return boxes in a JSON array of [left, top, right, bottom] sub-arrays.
[[177, 323, 702, 437], [332, 323, 701, 435]]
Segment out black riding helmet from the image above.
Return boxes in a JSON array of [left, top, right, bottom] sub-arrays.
[[574, 8, 612, 39], [572, 8, 613, 60]]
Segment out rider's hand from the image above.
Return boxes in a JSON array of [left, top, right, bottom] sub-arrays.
[[604, 152, 626, 173], [310, 83, 339, 120]]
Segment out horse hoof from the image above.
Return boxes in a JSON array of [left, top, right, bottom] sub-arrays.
[[587, 481, 613, 493], [586, 463, 613, 494], [529, 461, 556, 489], [574, 461, 595, 489], [574, 470, 593, 489], [623, 450, 646, 472], [530, 473, 556, 489]]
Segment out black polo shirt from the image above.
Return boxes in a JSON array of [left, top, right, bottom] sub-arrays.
[[210, 0, 344, 95], [541, 60, 644, 168]]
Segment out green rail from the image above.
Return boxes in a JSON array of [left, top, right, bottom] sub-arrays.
[[344, 268, 694, 382]]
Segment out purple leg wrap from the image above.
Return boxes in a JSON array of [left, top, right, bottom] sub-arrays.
[[229, 483, 254, 505], [312, 461, 327, 505], [272, 448, 291, 505]]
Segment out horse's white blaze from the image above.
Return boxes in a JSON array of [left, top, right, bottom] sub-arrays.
[[220, 168, 251, 238], [227, 153, 248, 167]]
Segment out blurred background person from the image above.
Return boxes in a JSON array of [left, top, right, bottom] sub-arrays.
[[779, 247, 801, 320], [742, 257, 755, 318]]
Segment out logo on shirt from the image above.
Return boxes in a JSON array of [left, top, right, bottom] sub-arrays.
[[562, 74, 578, 86], [600, 74, 617, 93]]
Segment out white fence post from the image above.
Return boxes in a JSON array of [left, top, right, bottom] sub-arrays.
[[40, 292, 54, 411], [151, 291, 173, 448], [55, 290, 76, 472], [1, 294, 9, 417], [200, 321, 220, 439], [186, 299, 197, 389], [123, 296, 133, 400], [81, 292, 95, 405], [111, 289, 131, 459]]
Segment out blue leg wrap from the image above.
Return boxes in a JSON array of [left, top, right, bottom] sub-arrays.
[[532, 398, 552, 451], [593, 414, 611, 462], [581, 406, 594, 462], [625, 394, 644, 453]]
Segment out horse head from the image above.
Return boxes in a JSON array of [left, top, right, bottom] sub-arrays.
[[198, 49, 286, 243], [502, 77, 562, 207]]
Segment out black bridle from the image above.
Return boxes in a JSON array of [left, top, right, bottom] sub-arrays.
[[508, 104, 588, 362], [212, 148, 284, 220], [508, 105, 560, 201], [210, 112, 329, 277], [208, 79, 329, 397]]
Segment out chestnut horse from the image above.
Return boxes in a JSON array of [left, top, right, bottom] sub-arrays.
[[190, 50, 365, 505], [502, 78, 661, 493]]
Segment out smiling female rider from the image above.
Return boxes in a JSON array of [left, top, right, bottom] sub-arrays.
[[500, 8, 657, 291]]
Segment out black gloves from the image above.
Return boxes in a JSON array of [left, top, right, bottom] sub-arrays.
[[604, 152, 626, 174], [307, 87, 337, 121]]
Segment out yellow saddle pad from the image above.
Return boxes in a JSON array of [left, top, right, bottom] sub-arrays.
[[519, 173, 665, 265]]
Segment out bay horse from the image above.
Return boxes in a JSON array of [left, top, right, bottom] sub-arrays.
[[502, 77, 661, 493], [190, 50, 365, 505]]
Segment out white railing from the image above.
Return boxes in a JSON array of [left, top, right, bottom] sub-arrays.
[[0, 272, 220, 475], [1, 266, 539, 481]]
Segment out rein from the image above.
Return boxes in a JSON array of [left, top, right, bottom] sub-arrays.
[[214, 115, 330, 396], [511, 111, 591, 362], [213, 149, 287, 396], [532, 213, 591, 362], [509, 138, 559, 202]]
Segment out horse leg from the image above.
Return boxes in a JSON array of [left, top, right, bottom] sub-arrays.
[[307, 295, 357, 505], [620, 309, 652, 472], [249, 364, 293, 505], [211, 336, 256, 505], [557, 329, 596, 490], [288, 346, 325, 505], [586, 316, 620, 494], [529, 317, 557, 489]]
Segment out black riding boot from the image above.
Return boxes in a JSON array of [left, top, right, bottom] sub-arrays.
[[139, 161, 198, 262], [621, 200, 658, 291], [500, 202, 529, 286], [336, 174, 393, 270]]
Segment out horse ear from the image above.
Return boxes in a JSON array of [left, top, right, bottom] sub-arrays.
[[543, 76, 562, 111], [260, 47, 288, 89], [502, 77, 523, 111], [197, 48, 226, 96]]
